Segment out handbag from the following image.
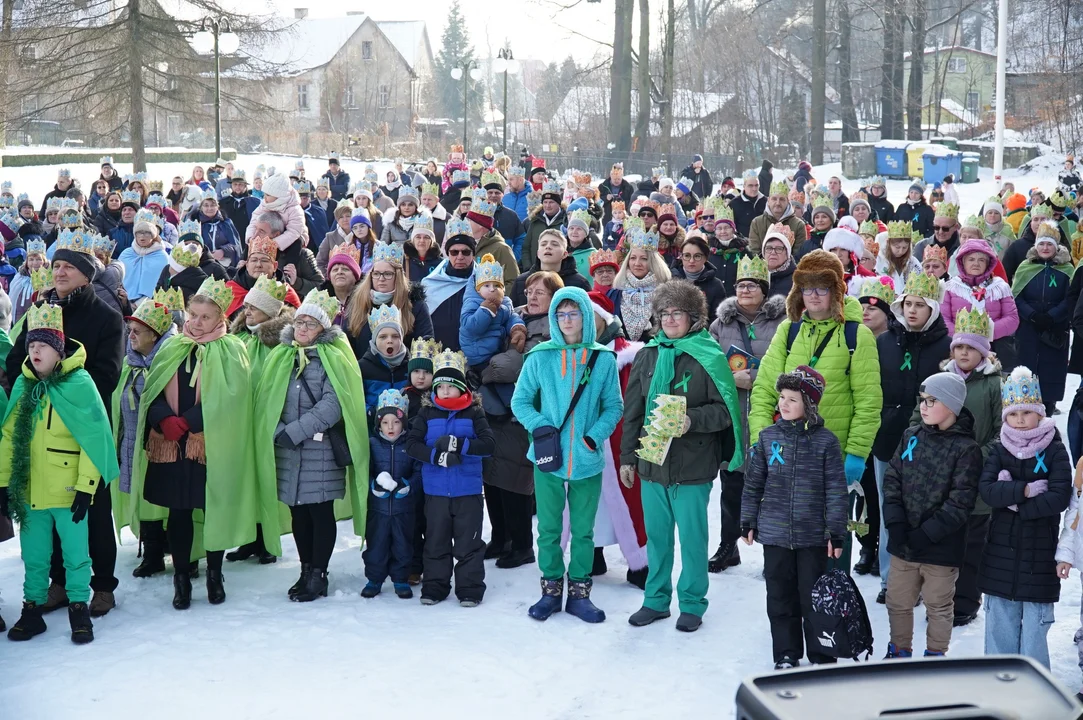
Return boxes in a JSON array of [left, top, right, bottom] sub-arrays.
[[532, 351, 601, 473], [298, 370, 353, 468]]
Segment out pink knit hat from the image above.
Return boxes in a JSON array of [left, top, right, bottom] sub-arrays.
[[954, 238, 997, 280]]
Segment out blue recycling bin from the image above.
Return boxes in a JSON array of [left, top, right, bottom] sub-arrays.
[[922, 147, 963, 185], [875, 141, 911, 178]]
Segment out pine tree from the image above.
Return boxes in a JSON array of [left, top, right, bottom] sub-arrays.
[[433, 0, 483, 131]]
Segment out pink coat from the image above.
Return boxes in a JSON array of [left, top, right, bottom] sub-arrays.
[[943, 238, 1019, 340], [246, 190, 310, 251]]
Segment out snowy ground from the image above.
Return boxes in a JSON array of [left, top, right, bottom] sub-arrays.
[[0, 154, 1081, 718]]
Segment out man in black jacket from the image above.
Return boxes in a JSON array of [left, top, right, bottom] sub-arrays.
[[220, 172, 260, 244], [7, 241, 124, 618], [598, 163, 635, 225], [98, 156, 123, 192], [39, 168, 75, 218], [509, 229, 590, 307], [681, 155, 713, 199], [730, 171, 767, 239]]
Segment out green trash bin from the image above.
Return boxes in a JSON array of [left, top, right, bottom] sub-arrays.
[[962, 157, 979, 184]]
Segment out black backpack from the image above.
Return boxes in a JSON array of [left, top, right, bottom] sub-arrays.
[[808, 569, 874, 661]]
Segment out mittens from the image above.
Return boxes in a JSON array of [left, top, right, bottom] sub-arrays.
[[376, 472, 398, 492]]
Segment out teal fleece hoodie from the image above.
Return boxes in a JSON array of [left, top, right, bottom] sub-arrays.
[[511, 287, 624, 481]]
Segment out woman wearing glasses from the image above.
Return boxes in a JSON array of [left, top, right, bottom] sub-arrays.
[[896, 181, 936, 241], [345, 240, 433, 358], [672, 233, 725, 323]]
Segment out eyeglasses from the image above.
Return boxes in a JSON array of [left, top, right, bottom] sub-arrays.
[[370, 271, 396, 280], [801, 287, 830, 297], [555, 311, 581, 321], [920, 396, 940, 408], [764, 246, 787, 255], [682, 252, 705, 262], [660, 310, 687, 321], [447, 249, 473, 257], [295, 319, 323, 331], [736, 282, 761, 292], [934, 225, 954, 232]]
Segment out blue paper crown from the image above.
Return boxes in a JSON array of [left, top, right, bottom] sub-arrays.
[[233, 169, 247, 181], [452, 169, 471, 184], [55, 228, 93, 255], [368, 303, 402, 332], [446, 218, 472, 239], [0, 213, 24, 233], [411, 212, 434, 235], [475, 254, 504, 285], [126, 172, 147, 183], [46, 197, 62, 212], [541, 180, 562, 196], [146, 193, 165, 206], [57, 168, 71, 178], [469, 189, 496, 217], [1002, 366, 1043, 410], [372, 240, 404, 265], [398, 186, 418, 202], [377, 388, 409, 415], [100, 156, 113, 165], [92, 234, 116, 255], [121, 190, 142, 205], [134, 208, 163, 229], [627, 227, 660, 253], [292, 181, 312, 194], [16, 192, 28, 204], [26, 237, 46, 255], [178, 219, 201, 240], [364, 172, 379, 183], [199, 188, 218, 202], [1, 180, 11, 193]]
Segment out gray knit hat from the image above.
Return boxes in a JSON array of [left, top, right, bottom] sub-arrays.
[[920, 372, 967, 417]]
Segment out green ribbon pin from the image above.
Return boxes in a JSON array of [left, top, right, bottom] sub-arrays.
[[900, 351, 912, 371], [674, 371, 692, 393]]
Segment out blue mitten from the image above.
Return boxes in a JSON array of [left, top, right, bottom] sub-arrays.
[[844, 454, 865, 487]]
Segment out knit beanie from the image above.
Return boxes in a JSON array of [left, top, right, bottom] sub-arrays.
[[245, 275, 289, 319], [262, 172, 291, 200], [920, 372, 967, 417], [350, 212, 372, 230], [775, 365, 826, 423], [1001, 366, 1044, 419]]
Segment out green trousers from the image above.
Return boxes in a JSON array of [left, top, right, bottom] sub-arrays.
[[642, 481, 712, 617], [20, 506, 90, 605], [535, 469, 601, 583]]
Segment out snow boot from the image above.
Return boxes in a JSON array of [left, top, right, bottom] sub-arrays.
[[626, 566, 648, 590], [590, 547, 608, 576], [68, 602, 94, 645], [419, 595, 442, 605], [774, 656, 800, 670], [172, 573, 192, 610], [361, 581, 382, 599], [7, 602, 46, 641], [206, 569, 226, 605], [853, 547, 876, 575], [89, 591, 115, 618], [459, 598, 481, 608], [676, 612, 702, 633], [133, 521, 167, 578], [484, 540, 510, 560], [876, 589, 887, 604], [289, 564, 312, 600], [40, 582, 69, 613], [190, 561, 200, 579], [565, 579, 605, 623], [407, 573, 422, 586], [225, 542, 258, 562], [495, 548, 536, 569], [924, 650, 945, 657], [628, 606, 670, 627], [953, 611, 978, 627], [528, 578, 564, 621], [394, 583, 413, 599], [294, 569, 328, 602], [708, 541, 741, 573], [885, 643, 912, 659]]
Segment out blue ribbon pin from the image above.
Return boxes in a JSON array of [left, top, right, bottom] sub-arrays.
[[768, 442, 785, 466], [901, 436, 918, 462], [1034, 451, 1048, 474]]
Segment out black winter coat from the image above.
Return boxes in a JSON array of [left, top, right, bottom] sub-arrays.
[[978, 430, 1072, 603], [598, 178, 635, 225], [895, 198, 936, 239], [868, 194, 895, 222], [708, 238, 750, 298], [483, 415, 534, 495], [144, 352, 206, 509], [681, 166, 714, 199], [730, 193, 767, 240], [404, 242, 442, 282], [509, 255, 591, 308], [881, 408, 983, 568], [156, 265, 209, 304], [871, 316, 952, 461], [757, 162, 774, 197], [1003, 223, 1071, 284], [672, 261, 726, 323], [768, 259, 795, 298]]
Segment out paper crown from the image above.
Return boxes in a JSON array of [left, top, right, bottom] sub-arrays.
[[252, 274, 289, 303], [540, 179, 562, 197], [741, 169, 757, 180], [248, 234, 278, 259], [27, 303, 63, 334], [449, 144, 464, 154], [30, 266, 53, 292], [328, 242, 361, 266], [57, 168, 71, 178], [25, 237, 46, 256], [452, 169, 471, 185], [934, 202, 959, 221], [954, 307, 992, 339], [433, 348, 467, 376], [372, 240, 404, 266], [1, 180, 11, 194], [962, 214, 984, 231], [134, 207, 157, 226], [810, 191, 832, 212], [153, 287, 185, 313], [589, 249, 619, 272], [55, 228, 94, 255], [230, 169, 247, 183], [0, 213, 24, 233], [770, 180, 790, 197], [100, 155, 113, 165], [475, 253, 505, 286], [1002, 366, 1043, 410], [507, 166, 525, 177], [121, 190, 142, 206], [1031, 203, 1052, 219], [626, 226, 659, 253], [368, 303, 403, 333], [130, 301, 174, 337], [850, 190, 869, 205], [869, 175, 887, 187], [701, 196, 726, 214], [446, 217, 472, 239], [911, 229, 924, 244], [194, 277, 231, 313], [902, 268, 941, 300], [146, 179, 163, 192], [410, 212, 434, 236], [526, 191, 541, 210], [178, 219, 201, 240], [145, 193, 165, 207], [858, 220, 879, 236], [170, 241, 202, 269], [568, 208, 592, 228], [294, 160, 304, 170], [716, 204, 735, 223], [91, 234, 115, 255], [377, 388, 410, 416], [45, 197, 62, 213], [858, 276, 896, 305], [737, 255, 769, 284], [421, 182, 440, 198], [410, 337, 442, 363], [1036, 220, 1061, 242], [481, 171, 505, 188], [127, 172, 148, 184], [364, 172, 379, 183], [1049, 190, 1070, 209], [887, 220, 913, 240], [469, 190, 497, 218], [398, 186, 418, 203], [923, 245, 948, 265], [15, 192, 28, 205]]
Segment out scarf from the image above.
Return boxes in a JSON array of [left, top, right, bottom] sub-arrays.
[[384, 179, 402, 191], [434, 390, 473, 412], [131, 240, 164, 257], [621, 272, 656, 342], [261, 190, 293, 214], [683, 267, 704, 282], [644, 328, 745, 471], [421, 259, 473, 313], [369, 340, 408, 367], [371, 289, 395, 305], [1000, 417, 1057, 459]]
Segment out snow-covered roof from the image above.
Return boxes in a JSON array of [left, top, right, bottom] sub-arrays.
[[233, 16, 366, 77], [933, 99, 980, 127], [376, 21, 426, 71], [904, 45, 997, 60]]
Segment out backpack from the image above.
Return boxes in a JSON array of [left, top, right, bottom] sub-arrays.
[[808, 569, 874, 661], [786, 319, 859, 375]]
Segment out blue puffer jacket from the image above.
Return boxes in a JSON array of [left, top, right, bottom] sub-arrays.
[[108, 222, 135, 258], [192, 210, 241, 268], [405, 392, 494, 497], [304, 204, 330, 251], [459, 282, 524, 367], [504, 187, 531, 222], [359, 350, 409, 416], [368, 433, 422, 515], [322, 170, 351, 201]]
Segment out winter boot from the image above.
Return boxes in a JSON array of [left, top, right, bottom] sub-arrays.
[[7, 602, 46, 641], [590, 547, 608, 577], [953, 611, 978, 627], [628, 606, 671, 627], [707, 541, 741, 573], [924, 649, 945, 657], [565, 578, 605, 623], [257, 549, 277, 565], [89, 591, 115, 618], [133, 522, 167, 578], [225, 542, 258, 562], [885, 643, 913, 659], [853, 547, 876, 575], [294, 569, 328, 602], [459, 598, 481, 608], [496, 548, 536, 569], [68, 602, 94, 645], [189, 561, 200, 579], [288, 564, 312, 600], [528, 578, 564, 621], [626, 566, 648, 590], [206, 569, 226, 605], [172, 573, 192, 610], [774, 656, 800, 670], [407, 573, 422, 586], [876, 589, 887, 604], [41, 582, 69, 613], [484, 540, 510, 560], [394, 583, 413, 599], [676, 612, 703, 633], [361, 581, 382, 599]]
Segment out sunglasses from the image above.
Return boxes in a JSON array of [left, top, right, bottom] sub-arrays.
[[448, 248, 473, 257], [934, 225, 954, 232]]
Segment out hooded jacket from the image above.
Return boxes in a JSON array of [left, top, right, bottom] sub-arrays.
[[749, 203, 808, 256], [404, 241, 443, 282], [1012, 245, 1075, 334], [459, 282, 524, 367], [942, 241, 1018, 339], [895, 196, 936, 239], [868, 193, 895, 223], [1004, 222, 1071, 284], [768, 258, 796, 299], [730, 192, 767, 240]]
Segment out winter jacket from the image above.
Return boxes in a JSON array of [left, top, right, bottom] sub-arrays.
[[871, 314, 951, 461], [404, 242, 442, 282], [757, 162, 774, 197], [914, 233, 960, 266], [156, 266, 208, 304], [881, 408, 983, 568], [868, 193, 895, 223], [315, 226, 351, 275], [405, 391, 494, 497], [277, 239, 324, 298], [116, 326, 175, 492], [979, 426, 1071, 603], [474, 230, 519, 284], [359, 349, 409, 416], [503, 187, 532, 223], [522, 207, 567, 272], [749, 296, 882, 460], [983, 221, 1016, 259], [511, 287, 624, 481], [1013, 246, 1075, 339], [322, 170, 351, 201], [118, 242, 170, 302], [229, 307, 293, 375], [1004, 223, 1071, 284], [749, 206, 808, 256], [192, 210, 241, 269], [742, 417, 848, 549], [707, 236, 750, 298], [247, 195, 309, 252], [509, 256, 591, 308], [303, 204, 330, 251], [768, 259, 796, 299], [459, 285, 524, 367], [1055, 462, 1083, 569], [94, 208, 121, 238], [942, 276, 1018, 340], [895, 198, 936, 239], [875, 249, 923, 294], [224, 268, 301, 320], [672, 261, 726, 323], [597, 178, 635, 225], [368, 433, 421, 513], [347, 284, 433, 359], [221, 192, 260, 243], [493, 205, 524, 261], [710, 295, 787, 462], [108, 222, 135, 258], [681, 166, 713, 200], [910, 357, 1003, 466], [379, 212, 415, 245], [93, 262, 128, 316], [274, 326, 346, 507]]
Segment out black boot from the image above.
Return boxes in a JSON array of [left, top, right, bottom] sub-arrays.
[[484, 540, 511, 560], [257, 549, 277, 565], [206, 569, 226, 605], [590, 547, 608, 577], [7, 601, 46, 641], [225, 542, 258, 562], [172, 573, 192, 610], [708, 541, 740, 573], [289, 564, 312, 600], [133, 521, 166, 578], [626, 566, 648, 590], [68, 602, 94, 644], [853, 547, 876, 575], [495, 548, 536, 569], [295, 569, 329, 602]]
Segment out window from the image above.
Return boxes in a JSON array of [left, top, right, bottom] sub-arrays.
[[379, 84, 390, 108], [345, 84, 356, 109], [21, 94, 38, 115], [297, 83, 309, 110], [947, 57, 966, 73], [362, 41, 372, 60], [965, 91, 980, 113]]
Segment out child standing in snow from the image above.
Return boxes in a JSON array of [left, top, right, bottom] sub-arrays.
[[741, 366, 848, 669], [979, 367, 1071, 668], [404, 338, 440, 584]]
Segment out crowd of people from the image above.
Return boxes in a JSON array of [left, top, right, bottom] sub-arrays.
[[3, 148, 1083, 691]]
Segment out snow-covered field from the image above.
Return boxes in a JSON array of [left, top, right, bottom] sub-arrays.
[[0, 153, 1081, 719]]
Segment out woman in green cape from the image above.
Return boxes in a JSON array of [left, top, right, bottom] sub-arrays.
[[255, 288, 369, 602], [129, 277, 274, 610]]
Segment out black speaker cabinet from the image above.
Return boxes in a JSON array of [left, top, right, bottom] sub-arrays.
[[735, 655, 1083, 720]]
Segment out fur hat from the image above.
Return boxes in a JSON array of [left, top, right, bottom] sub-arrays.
[[787, 250, 846, 323], [650, 279, 709, 334]]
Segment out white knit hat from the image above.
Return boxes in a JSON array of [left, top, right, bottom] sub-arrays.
[[262, 173, 291, 199], [822, 227, 865, 257]]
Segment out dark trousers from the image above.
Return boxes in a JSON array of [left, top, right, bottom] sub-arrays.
[[856, 458, 880, 553], [953, 513, 990, 617], [167, 508, 223, 575], [719, 468, 745, 544], [411, 481, 426, 575], [485, 485, 534, 552], [363, 504, 415, 585], [423, 494, 486, 602], [50, 479, 117, 593], [763, 545, 835, 664], [291, 501, 337, 570]]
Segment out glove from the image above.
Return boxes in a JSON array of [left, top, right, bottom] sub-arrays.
[[437, 452, 462, 468], [509, 324, 527, 353], [0, 491, 8, 519], [160, 416, 189, 442], [70, 491, 92, 524], [274, 429, 300, 449], [1026, 479, 1049, 498], [741, 526, 757, 544], [907, 528, 933, 551], [435, 435, 460, 454], [887, 523, 908, 550], [830, 534, 846, 550], [619, 464, 636, 488], [1031, 312, 1053, 330], [676, 415, 692, 436], [844, 454, 865, 487], [584, 436, 597, 451], [375, 472, 398, 493]]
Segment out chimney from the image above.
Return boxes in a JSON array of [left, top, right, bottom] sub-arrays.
[[294, 8, 308, 19]]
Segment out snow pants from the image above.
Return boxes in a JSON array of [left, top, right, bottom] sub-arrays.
[[953, 513, 990, 618], [762, 544, 834, 664], [364, 498, 415, 585], [718, 468, 744, 545], [641, 481, 711, 617], [423, 494, 485, 602], [485, 485, 534, 553], [21, 507, 90, 605], [535, 470, 601, 583]]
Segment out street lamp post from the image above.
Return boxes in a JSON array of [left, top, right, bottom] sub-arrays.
[[192, 18, 240, 158], [450, 60, 481, 153], [492, 48, 520, 153]]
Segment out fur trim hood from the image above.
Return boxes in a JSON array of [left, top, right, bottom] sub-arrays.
[[786, 249, 847, 323], [1024, 244, 1072, 265], [650, 279, 709, 333], [278, 322, 345, 348], [940, 354, 1002, 376], [716, 293, 787, 325], [229, 304, 295, 348]]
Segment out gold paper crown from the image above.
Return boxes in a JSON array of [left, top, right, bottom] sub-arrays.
[[299, 288, 340, 323], [170, 242, 201, 269], [421, 182, 440, 198], [902, 269, 941, 301], [433, 348, 467, 375], [954, 307, 992, 339], [737, 255, 769, 284], [410, 337, 442, 363], [701, 196, 726, 214], [328, 242, 361, 266], [859, 277, 896, 305], [27, 303, 63, 334], [248, 234, 278, 259], [887, 220, 913, 240], [475, 253, 505, 287], [130, 301, 173, 336], [1002, 366, 1043, 409], [569, 209, 592, 227], [55, 228, 94, 255], [865, 236, 880, 256], [153, 287, 185, 313], [368, 303, 403, 333], [611, 200, 625, 213], [194, 277, 231, 313], [589, 249, 619, 270], [449, 144, 464, 154], [480, 171, 505, 188], [1031, 203, 1053, 219], [770, 180, 791, 197], [934, 202, 960, 221], [810, 191, 833, 211], [716, 204, 734, 222], [1036, 220, 1061, 241], [766, 222, 795, 246], [923, 245, 948, 265], [252, 274, 289, 302], [372, 240, 404, 266], [30, 267, 53, 292], [146, 179, 163, 193], [859, 220, 879, 236], [850, 190, 869, 204], [658, 203, 677, 220]]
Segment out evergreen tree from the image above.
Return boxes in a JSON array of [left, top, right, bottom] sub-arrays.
[[433, 1, 483, 129]]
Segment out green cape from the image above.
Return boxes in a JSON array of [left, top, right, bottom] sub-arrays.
[[1011, 257, 1076, 296], [645, 328, 745, 471], [129, 333, 273, 553], [255, 333, 369, 537], [237, 330, 277, 376]]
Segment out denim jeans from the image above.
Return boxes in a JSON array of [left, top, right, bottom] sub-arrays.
[[875, 458, 890, 591], [984, 594, 1054, 668]]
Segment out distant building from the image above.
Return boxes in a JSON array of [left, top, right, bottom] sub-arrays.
[[903, 46, 996, 119]]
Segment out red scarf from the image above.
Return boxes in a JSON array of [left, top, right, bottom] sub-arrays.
[[434, 389, 473, 412]]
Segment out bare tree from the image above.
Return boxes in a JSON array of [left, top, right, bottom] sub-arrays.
[[658, 0, 677, 157], [837, 0, 860, 142], [609, 0, 634, 151], [634, 0, 651, 150], [811, 0, 827, 162]]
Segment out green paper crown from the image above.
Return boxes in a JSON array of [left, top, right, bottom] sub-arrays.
[[887, 220, 912, 240], [300, 288, 340, 323], [770, 180, 790, 197], [130, 301, 174, 336], [859, 220, 878, 236], [27, 303, 63, 334], [934, 202, 960, 221], [859, 277, 895, 305], [252, 274, 289, 302], [170, 242, 201, 269], [30, 267, 53, 292], [810, 191, 832, 211], [954, 307, 992, 339], [737, 255, 769, 284], [194, 277, 232, 314], [902, 270, 941, 302], [1031, 203, 1052, 219], [153, 287, 185, 313]]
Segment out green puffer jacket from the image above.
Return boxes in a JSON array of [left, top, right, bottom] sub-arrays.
[[749, 295, 882, 459]]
